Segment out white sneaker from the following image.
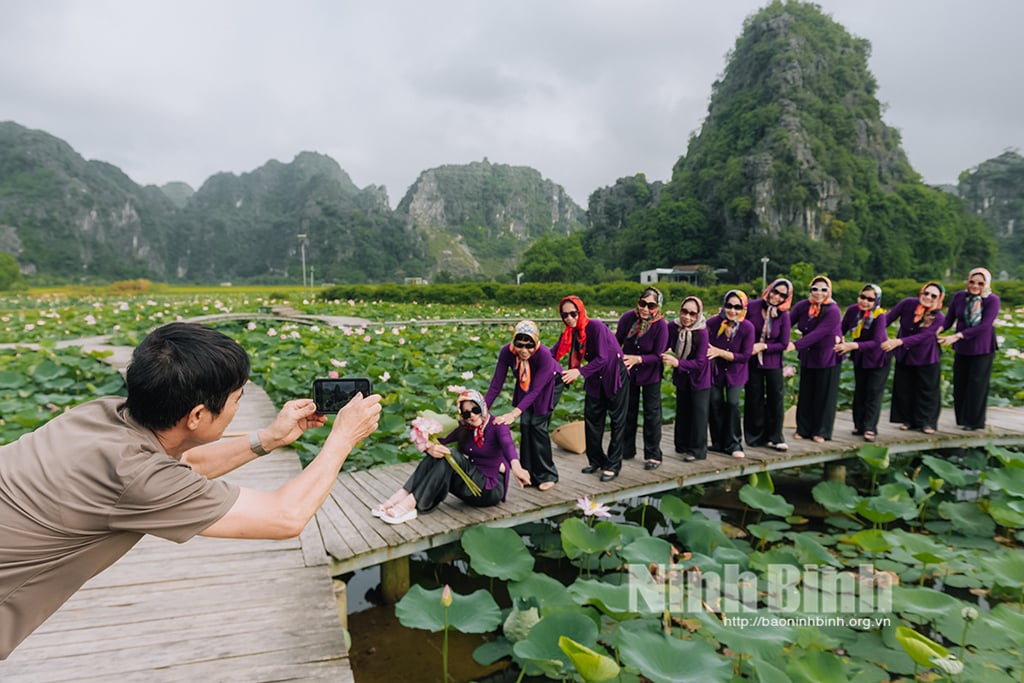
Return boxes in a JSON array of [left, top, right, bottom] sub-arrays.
[[732, 450, 745, 459], [774, 443, 789, 452]]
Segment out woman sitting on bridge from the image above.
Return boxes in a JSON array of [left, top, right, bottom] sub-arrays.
[[373, 389, 531, 524]]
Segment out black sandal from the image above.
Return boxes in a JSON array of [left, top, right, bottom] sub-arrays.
[[644, 460, 662, 470]]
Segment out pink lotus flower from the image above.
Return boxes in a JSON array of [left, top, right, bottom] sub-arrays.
[[328, 370, 340, 378], [782, 365, 796, 378], [441, 584, 452, 608], [576, 496, 612, 518], [410, 416, 443, 451]]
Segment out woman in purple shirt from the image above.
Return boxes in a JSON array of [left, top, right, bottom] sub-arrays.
[[835, 284, 890, 442], [707, 290, 755, 458], [882, 282, 945, 434], [374, 390, 530, 524], [486, 320, 563, 490], [616, 287, 670, 470], [662, 296, 711, 462], [940, 267, 1001, 431], [787, 276, 842, 442], [554, 295, 628, 482], [744, 278, 793, 452]]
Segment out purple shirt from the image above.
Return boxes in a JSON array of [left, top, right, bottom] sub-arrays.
[[615, 311, 670, 386], [551, 319, 625, 398], [666, 321, 711, 391], [790, 299, 842, 369], [745, 299, 792, 370], [485, 343, 561, 416], [439, 417, 518, 500], [841, 305, 890, 370], [886, 297, 944, 366], [706, 315, 755, 388], [941, 290, 1001, 355]]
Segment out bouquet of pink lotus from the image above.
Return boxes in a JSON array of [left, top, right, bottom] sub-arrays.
[[409, 410, 482, 496]]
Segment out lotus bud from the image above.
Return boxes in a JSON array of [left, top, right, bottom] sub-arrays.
[[440, 584, 452, 608], [961, 605, 979, 622]]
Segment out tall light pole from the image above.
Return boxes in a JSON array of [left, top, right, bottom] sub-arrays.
[[309, 266, 315, 300], [516, 272, 524, 286], [760, 256, 770, 291], [297, 234, 307, 290]]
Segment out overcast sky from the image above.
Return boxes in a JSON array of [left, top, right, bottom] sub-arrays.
[[2, 1, 1021, 207]]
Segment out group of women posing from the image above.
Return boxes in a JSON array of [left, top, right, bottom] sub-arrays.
[[372, 270, 998, 524]]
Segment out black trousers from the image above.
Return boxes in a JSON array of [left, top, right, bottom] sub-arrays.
[[852, 363, 890, 434], [796, 364, 840, 440], [584, 365, 629, 473], [624, 380, 663, 461], [953, 352, 994, 429], [890, 361, 941, 430], [403, 449, 501, 513], [709, 383, 743, 453], [744, 367, 785, 447], [675, 385, 709, 459], [518, 381, 562, 485]]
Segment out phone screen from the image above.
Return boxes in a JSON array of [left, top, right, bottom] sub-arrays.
[[312, 378, 372, 414]]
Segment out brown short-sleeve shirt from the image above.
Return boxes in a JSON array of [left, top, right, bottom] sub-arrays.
[[0, 397, 239, 658]]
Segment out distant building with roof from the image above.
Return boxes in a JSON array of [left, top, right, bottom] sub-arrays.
[[640, 265, 728, 285]]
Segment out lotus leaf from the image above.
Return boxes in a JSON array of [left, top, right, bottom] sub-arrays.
[[981, 549, 1024, 589], [748, 470, 775, 492], [936, 500, 996, 537], [982, 467, 1024, 496], [891, 585, 964, 624], [615, 627, 732, 683], [812, 480, 862, 513], [857, 443, 890, 471], [919, 454, 970, 488], [790, 532, 842, 568], [739, 484, 795, 517], [786, 649, 850, 682], [394, 585, 502, 633], [698, 611, 796, 660], [750, 659, 789, 683], [659, 494, 692, 523], [461, 525, 534, 580], [748, 523, 785, 544], [620, 535, 675, 566], [986, 494, 1024, 527], [557, 636, 620, 682], [569, 578, 643, 619], [512, 611, 598, 678], [560, 517, 621, 558], [883, 529, 949, 565], [675, 516, 735, 556], [508, 572, 576, 610]]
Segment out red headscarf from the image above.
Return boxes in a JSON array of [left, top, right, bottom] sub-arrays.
[[554, 295, 589, 369]]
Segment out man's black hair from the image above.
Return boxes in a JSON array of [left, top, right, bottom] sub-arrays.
[[125, 322, 250, 431]]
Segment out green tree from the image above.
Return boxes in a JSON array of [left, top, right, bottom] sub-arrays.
[[0, 252, 21, 290], [518, 234, 591, 283]]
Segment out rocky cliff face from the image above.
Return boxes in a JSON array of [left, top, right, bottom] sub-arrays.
[[958, 150, 1024, 276], [396, 159, 583, 278]]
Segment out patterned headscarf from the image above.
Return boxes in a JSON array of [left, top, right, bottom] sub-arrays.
[[674, 296, 706, 360], [807, 276, 834, 319], [554, 295, 589, 369], [852, 284, 883, 340], [759, 277, 793, 339], [457, 389, 489, 447], [966, 267, 993, 328], [510, 320, 540, 392], [717, 289, 749, 339], [913, 282, 945, 325], [627, 287, 665, 339]]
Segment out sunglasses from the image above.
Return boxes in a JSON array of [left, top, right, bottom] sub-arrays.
[[513, 341, 536, 349], [968, 279, 985, 286], [637, 300, 659, 310], [858, 294, 876, 302], [921, 291, 939, 299], [723, 303, 744, 311], [460, 406, 482, 419], [680, 308, 699, 316], [769, 289, 788, 298], [560, 310, 578, 319], [810, 286, 829, 293]]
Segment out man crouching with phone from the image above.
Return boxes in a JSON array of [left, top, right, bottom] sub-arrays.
[[0, 322, 382, 659]]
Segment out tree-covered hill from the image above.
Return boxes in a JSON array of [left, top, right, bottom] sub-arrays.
[[581, 0, 996, 283]]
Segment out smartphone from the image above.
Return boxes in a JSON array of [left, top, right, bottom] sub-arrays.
[[312, 377, 373, 414]]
